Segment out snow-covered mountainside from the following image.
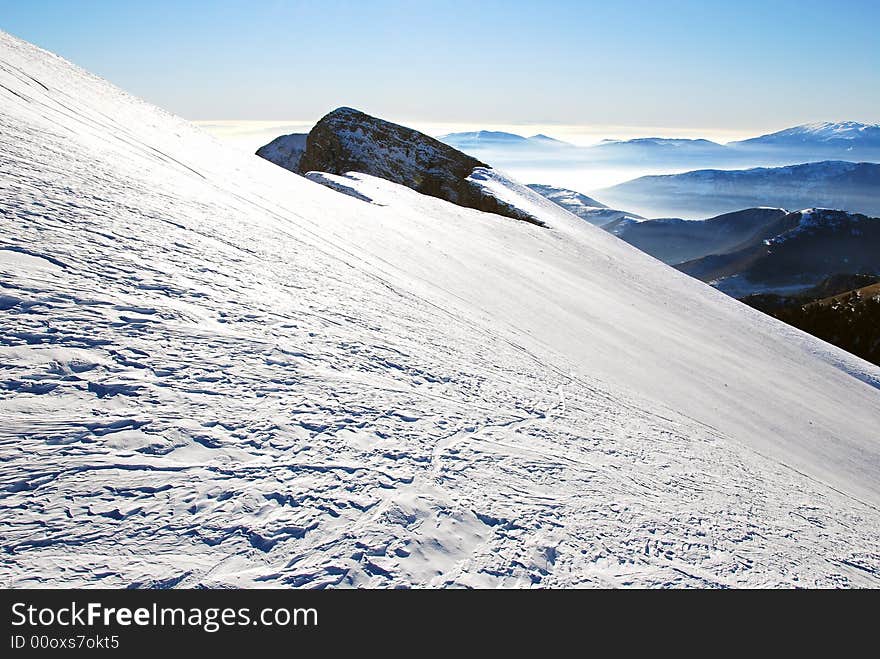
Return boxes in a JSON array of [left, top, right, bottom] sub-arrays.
[[2, 31, 880, 588], [526, 184, 643, 227], [527, 184, 608, 210], [599, 161, 880, 219]]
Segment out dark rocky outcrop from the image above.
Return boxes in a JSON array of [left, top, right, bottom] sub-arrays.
[[257, 107, 544, 225]]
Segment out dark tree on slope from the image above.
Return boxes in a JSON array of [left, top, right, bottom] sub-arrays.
[[774, 296, 880, 367]]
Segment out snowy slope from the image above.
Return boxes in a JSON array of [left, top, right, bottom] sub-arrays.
[[2, 31, 880, 588], [526, 183, 609, 209], [525, 183, 643, 227]]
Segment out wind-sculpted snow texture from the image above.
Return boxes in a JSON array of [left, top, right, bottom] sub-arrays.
[[1, 32, 880, 588]]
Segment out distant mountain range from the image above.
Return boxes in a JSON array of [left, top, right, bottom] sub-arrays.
[[438, 131, 574, 150], [729, 121, 880, 158], [605, 208, 788, 265], [589, 137, 730, 165], [676, 209, 880, 296], [597, 161, 880, 219], [439, 121, 880, 173]]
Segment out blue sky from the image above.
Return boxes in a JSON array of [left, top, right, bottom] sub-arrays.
[[1, 0, 878, 136]]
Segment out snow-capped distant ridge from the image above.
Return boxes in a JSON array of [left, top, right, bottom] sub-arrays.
[[675, 207, 880, 297], [766, 208, 873, 245], [733, 121, 880, 147], [773, 121, 880, 141]]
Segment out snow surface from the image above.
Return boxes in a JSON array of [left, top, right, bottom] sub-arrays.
[[2, 31, 880, 588], [526, 183, 645, 227], [255, 132, 308, 172]]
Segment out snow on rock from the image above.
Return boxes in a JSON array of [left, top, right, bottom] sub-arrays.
[[255, 132, 308, 173], [2, 31, 880, 588]]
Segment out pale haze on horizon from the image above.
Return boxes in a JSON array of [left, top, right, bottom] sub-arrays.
[[1, 0, 878, 144]]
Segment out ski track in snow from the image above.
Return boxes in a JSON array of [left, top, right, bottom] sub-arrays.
[[1, 32, 879, 588]]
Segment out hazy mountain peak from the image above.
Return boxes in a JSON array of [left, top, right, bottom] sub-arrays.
[[598, 137, 722, 147], [528, 133, 569, 144], [439, 130, 528, 142], [734, 121, 880, 147], [784, 121, 880, 140], [439, 131, 573, 149]]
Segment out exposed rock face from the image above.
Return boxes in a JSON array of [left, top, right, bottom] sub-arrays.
[[259, 107, 544, 225], [256, 133, 308, 172]]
